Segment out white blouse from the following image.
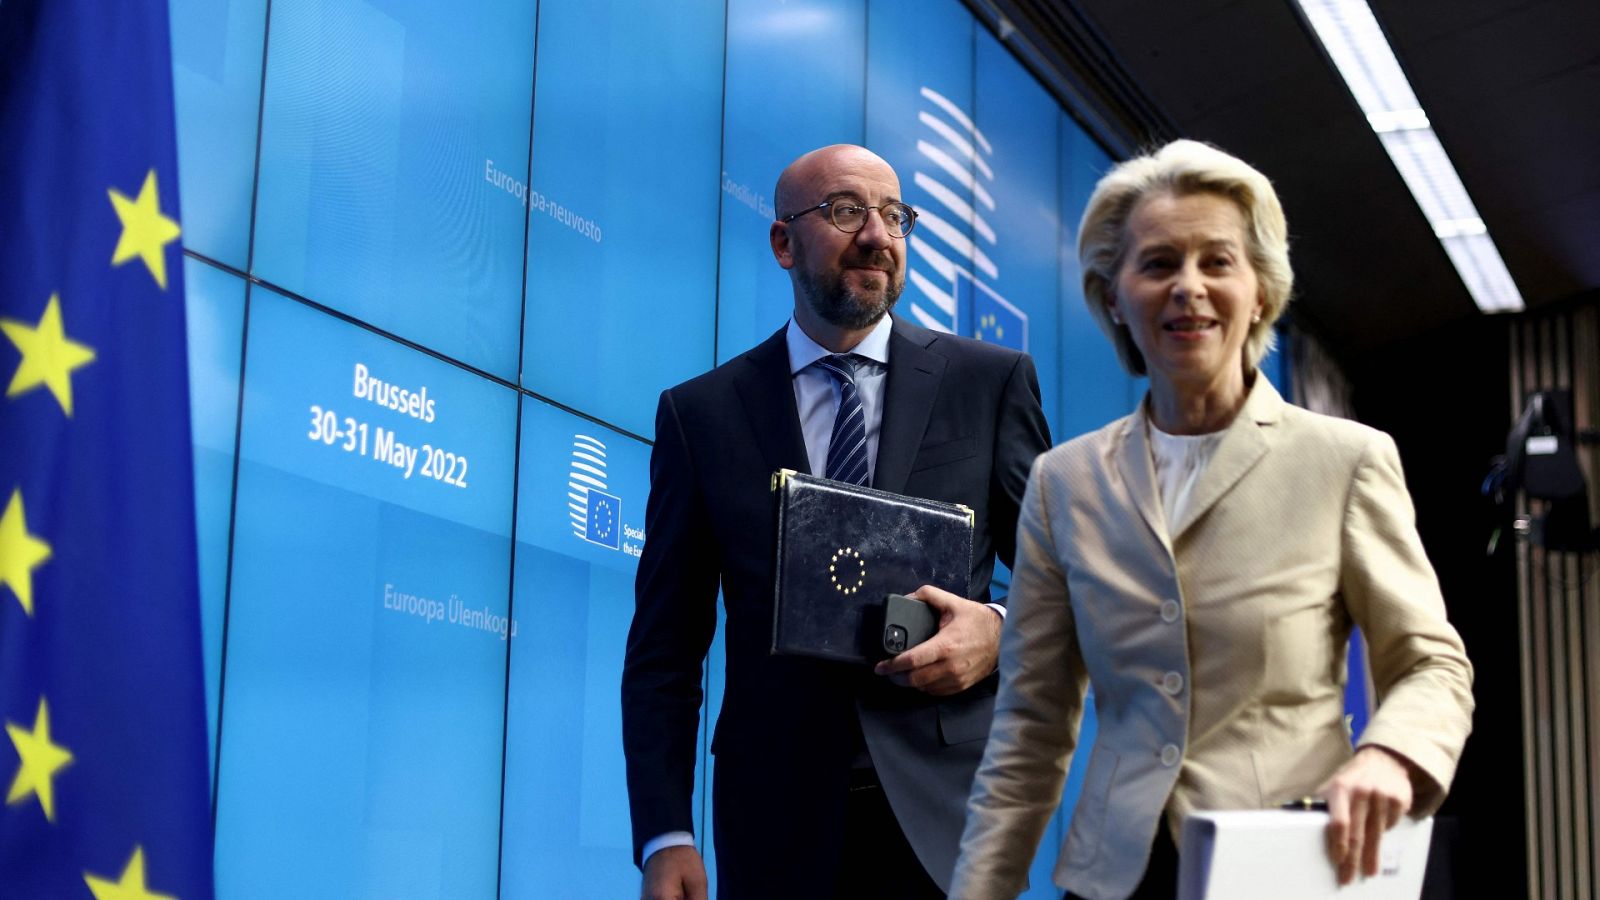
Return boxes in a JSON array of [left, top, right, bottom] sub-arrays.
[[1146, 416, 1226, 532]]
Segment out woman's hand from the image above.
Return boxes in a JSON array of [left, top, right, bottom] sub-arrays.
[[1314, 746, 1415, 884]]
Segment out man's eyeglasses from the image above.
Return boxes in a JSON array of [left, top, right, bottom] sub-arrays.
[[781, 200, 918, 239]]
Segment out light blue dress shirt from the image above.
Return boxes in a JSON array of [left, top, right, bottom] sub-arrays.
[[785, 314, 893, 483]]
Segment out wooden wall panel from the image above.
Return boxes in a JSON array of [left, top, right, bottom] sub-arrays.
[[1511, 297, 1600, 900]]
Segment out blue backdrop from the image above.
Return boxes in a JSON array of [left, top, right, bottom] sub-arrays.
[[167, 0, 1137, 894]]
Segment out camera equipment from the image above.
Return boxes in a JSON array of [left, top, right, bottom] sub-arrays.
[[1484, 390, 1599, 552]]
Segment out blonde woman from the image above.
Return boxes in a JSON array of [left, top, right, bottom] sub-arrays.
[[950, 140, 1473, 900]]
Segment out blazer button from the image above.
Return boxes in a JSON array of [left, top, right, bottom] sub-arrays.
[[1160, 599, 1180, 623], [1161, 744, 1181, 767], [1162, 671, 1184, 695]]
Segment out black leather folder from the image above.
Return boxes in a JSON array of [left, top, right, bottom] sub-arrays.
[[770, 469, 973, 664]]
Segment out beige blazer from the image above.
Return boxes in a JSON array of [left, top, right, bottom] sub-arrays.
[[949, 377, 1473, 900]]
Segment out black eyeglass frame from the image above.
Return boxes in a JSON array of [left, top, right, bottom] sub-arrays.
[[779, 199, 918, 238]]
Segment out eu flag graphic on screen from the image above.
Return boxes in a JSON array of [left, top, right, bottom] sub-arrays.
[[956, 272, 1029, 353], [0, 1, 215, 896], [585, 490, 622, 550]]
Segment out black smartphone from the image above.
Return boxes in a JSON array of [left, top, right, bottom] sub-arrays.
[[882, 593, 939, 656]]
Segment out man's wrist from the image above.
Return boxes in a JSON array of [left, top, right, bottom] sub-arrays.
[[642, 831, 696, 866]]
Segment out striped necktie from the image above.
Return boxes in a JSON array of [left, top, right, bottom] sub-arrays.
[[814, 354, 870, 486]]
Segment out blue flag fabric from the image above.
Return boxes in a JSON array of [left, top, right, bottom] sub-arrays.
[[0, 0, 215, 896]]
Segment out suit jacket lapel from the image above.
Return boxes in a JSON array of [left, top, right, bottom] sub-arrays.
[[873, 319, 946, 495], [1169, 376, 1284, 540], [733, 324, 812, 476], [1114, 409, 1173, 556]]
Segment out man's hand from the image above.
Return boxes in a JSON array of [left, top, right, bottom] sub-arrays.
[[641, 845, 708, 900], [872, 584, 1001, 696], [1315, 745, 1416, 885]]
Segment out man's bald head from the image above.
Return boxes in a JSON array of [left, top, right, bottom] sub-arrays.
[[773, 145, 899, 221]]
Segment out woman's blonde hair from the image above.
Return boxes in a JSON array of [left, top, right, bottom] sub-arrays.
[[1077, 139, 1293, 376]]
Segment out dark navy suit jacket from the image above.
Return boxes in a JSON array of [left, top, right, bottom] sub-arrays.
[[622, 316, 1050, 896]]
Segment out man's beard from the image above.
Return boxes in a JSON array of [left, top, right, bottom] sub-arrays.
[[795, 248, 904, 331]]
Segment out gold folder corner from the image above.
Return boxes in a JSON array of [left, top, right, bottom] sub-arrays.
[[957, 503, 975, 527]]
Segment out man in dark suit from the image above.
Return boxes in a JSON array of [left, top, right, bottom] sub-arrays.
[[623, 144, 1051, 899]]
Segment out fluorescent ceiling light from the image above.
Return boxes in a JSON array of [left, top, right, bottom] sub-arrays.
[[1294, 0, 1525, 312]]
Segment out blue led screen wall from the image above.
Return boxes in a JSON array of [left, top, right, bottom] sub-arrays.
[[166, 0, 1140, 893], [866, 0, 978, 344], [499, 398, 652, 896], [179, 258, 245, 779], [214, 289, 517, 896], [169, 0, 267, 269], [715, 0, 867, 362], [251, 0, 537, 380], [973, 28, 1065, 439], [519, 0, 725, 439], [1057, 120, 1133, 436]]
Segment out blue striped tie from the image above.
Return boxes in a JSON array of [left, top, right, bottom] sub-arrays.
[[815, 355, 870, 486]]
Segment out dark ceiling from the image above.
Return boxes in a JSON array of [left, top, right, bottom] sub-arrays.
[[974, 0, 1600, 360]]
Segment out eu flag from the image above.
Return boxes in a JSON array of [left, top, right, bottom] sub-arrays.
[[585, 489, 622, 550], [957, 271, 1029, 352], [0, 0, 214, 896]]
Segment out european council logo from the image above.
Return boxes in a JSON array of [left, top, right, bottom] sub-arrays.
[[568, 433, 621, 550], [905, 85, 1029, 353]]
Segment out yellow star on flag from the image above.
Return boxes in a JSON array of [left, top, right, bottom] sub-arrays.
[[108, 169, 181, 289], [5, 697, 73, 822], [1, 293, 96, 417], [0, 487, 52, 616], [84, 846, 177, 900]]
